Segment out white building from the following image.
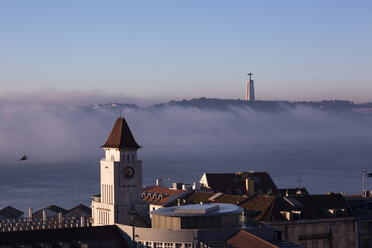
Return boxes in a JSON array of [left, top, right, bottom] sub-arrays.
[[91, 117, 148, 226]]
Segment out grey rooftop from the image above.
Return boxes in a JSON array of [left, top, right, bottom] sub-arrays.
[[150, 203, 243, 217]]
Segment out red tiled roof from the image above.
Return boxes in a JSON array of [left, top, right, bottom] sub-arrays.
[[143, 186, 186, 195], [102, 117, 141, 149], [142, 186, 187, 206], [227, 230, 279, 248]]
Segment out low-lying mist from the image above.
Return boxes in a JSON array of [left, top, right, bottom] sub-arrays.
[[0, 94, 371, 166]]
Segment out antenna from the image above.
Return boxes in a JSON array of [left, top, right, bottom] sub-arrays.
[[362, 169, 366, 197], [296, 178, 302, 188], [119, 109, 122, 118]]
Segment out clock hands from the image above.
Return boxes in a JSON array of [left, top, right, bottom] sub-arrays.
[[123, 166, 135, 179]]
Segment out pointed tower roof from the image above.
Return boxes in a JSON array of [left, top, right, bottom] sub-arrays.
[[102, 117, 141, 149]]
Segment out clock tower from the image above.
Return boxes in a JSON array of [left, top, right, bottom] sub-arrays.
[[91, 117, 147, 226]]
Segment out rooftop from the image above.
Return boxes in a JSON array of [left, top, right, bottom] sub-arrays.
[[150, 203, 243, 217], [0, 225, 128, 247], [202, 172, 279, 195], [102, 117, 141, 149], [227, 230, 279, 248], [0, 206, 24, 218]]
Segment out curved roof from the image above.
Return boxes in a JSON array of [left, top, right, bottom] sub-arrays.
[[150, 203, 243, 217], [102, 117, 141, 149]]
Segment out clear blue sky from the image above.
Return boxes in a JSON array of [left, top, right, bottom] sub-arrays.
[[0, 1, 371, 102]]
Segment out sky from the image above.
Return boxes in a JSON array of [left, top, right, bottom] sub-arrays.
[[0, 1, 371, 103]]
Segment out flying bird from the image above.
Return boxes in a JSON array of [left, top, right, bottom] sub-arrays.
[[19, 155, 29, 161]]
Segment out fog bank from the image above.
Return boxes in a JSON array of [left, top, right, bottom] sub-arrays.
[[0, 94, 371, 166]]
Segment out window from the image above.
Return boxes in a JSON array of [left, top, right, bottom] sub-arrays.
[[361, 236, 371, 248], [292, 211, 302, 220], [360, 221, 371, 233], [137, 242, 146, 248], [163, 243, 173, 248], [323, 240, 329, 247], [153, 242, 163, 248], [184, 244, 192, 248], [127, 154, 130, 162], [122, 154, 125, 161], [175, 244, 182, 248], [312, 241, 318, 248], [132, 154, 135, 160]]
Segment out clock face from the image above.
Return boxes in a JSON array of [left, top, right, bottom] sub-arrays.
[[123, 166, 135, 179]]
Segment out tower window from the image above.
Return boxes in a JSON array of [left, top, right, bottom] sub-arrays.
[[132, 154, 135, 160], [127, 154, 130, 162], [122, 154, 125, 161]]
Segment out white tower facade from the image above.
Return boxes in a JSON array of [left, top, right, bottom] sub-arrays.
[[91, 117, 147, 226], [246, 72, 255, 101]]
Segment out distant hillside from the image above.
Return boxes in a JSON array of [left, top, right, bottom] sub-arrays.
[[151, 98, 359, 112], [82, 98, 372, 114], [151, 97, 281, 112]]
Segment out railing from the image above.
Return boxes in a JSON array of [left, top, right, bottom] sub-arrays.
[[0, 216, 92, 232]]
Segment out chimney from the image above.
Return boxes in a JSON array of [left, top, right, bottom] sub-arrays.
[[42, 210, 47, 222], [81, 216, 86, 227], [28, 207, 33, 220], [193, 182, 200, 190], [172, 182, 183, 190], [182, 184, 192, 190], [246, 178, 255, 195], [58, 212, 63, 228], [156, 179, 164, 188]]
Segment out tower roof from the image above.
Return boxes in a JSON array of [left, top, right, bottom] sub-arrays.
[[102, 117, 141, 149]]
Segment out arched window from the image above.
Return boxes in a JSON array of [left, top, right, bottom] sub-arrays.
[[132, 154, 135, 161], [127, 154, 130, 162], [122, 154, 125, 161]]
